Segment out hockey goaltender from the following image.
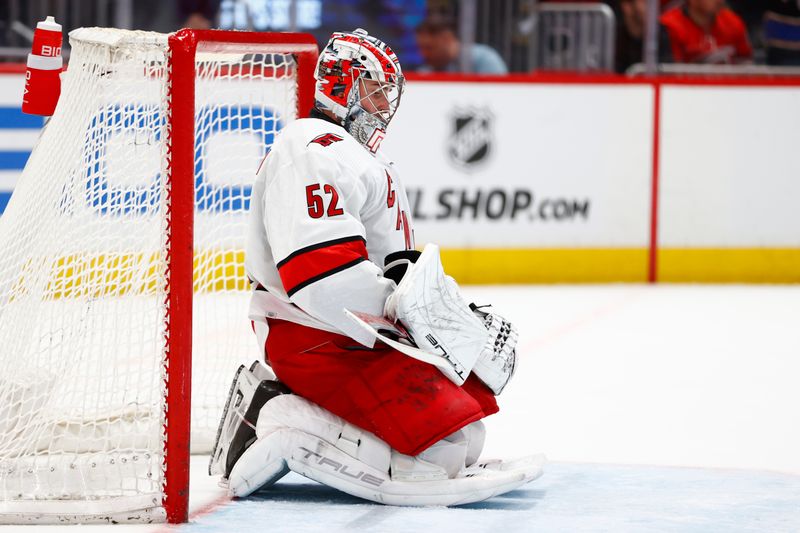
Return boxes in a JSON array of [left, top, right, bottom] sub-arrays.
[[209, 28, 544, 506]]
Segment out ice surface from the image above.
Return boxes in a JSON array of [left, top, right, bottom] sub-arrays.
[[2, 284, 798, 531], [470, 285, 800, 474], [185, 465, 800, 533]]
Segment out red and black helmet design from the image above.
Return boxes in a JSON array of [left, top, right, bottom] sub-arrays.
[[314, 29, 404, 127]]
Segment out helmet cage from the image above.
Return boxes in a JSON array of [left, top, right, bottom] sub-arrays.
[[348, 66, 404, 127]]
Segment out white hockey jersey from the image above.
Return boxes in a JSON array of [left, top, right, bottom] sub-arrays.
[[245, 116, 414, 347]]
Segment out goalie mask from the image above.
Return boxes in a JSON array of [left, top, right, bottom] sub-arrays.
[[314, 28, 404, 154]]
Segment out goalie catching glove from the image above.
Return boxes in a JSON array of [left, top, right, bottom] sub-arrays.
[[383, 244, 518, 395]]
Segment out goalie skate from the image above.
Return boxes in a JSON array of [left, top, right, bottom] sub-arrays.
[[209, 361, 291, 480]]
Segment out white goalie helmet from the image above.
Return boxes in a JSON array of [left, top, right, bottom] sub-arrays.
[[314, 28, 405, 153]]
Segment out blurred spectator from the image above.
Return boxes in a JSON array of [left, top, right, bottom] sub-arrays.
[[614, 0, 672, 72], [726, 1, 766, 51], [180, 0, 221, 29], [764, 0, 800, 66], [660, 0, 752, 64], [0, 1, 9, 48], [414, 16, 507, 74], [318, 0, 426, 70], [615, 0, 646, 73], [132, 0, 182, 33], [660, 0, 682, 10]]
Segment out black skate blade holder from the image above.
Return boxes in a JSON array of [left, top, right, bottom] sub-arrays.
[[209, 361, 291, 479]]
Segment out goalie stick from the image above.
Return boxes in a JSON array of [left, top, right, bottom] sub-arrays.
[[343, 309, 468, 384]]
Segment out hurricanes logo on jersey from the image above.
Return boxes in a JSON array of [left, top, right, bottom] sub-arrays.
[[309, 133, 344, 147]]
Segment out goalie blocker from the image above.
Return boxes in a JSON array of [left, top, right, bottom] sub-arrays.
[[210, 361, 544, 506]]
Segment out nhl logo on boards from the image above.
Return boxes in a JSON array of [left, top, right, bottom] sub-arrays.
[[447, 106, 493, 172]]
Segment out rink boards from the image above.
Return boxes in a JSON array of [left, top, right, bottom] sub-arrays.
[[1, 67, 799, 283], [384, 76, 800, 283]]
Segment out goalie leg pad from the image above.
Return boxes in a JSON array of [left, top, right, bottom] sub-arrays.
[[290, 435, 541, 506], [459, 420, 486, 467], [229, 393, 393, 497], [227, 429, 291, 497], [394, 420, 484, 479], [227, 394, 545, 505], [257, 394, 392, 473]]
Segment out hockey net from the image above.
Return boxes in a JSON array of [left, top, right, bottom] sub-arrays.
[[0, 28, 317, 523]]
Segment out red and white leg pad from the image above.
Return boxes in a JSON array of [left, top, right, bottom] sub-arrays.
[[227, 395, 545, 506]]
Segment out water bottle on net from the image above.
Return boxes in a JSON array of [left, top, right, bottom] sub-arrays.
[[21, 16, 63, 117]]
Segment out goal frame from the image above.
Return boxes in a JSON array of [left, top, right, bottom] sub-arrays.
[[164, 29, 317, 523]]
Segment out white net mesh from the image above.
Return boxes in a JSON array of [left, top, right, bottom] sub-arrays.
[[0, 28, 301, 521], [191, 44, 297, 453]]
